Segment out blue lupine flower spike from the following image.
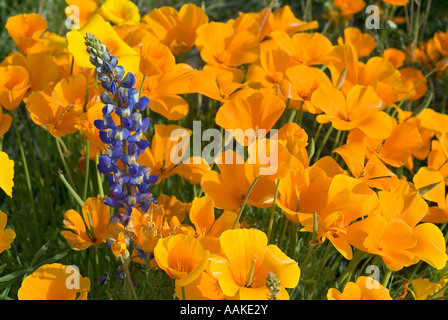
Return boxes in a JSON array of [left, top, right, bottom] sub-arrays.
[[85, 33, 158, 226]]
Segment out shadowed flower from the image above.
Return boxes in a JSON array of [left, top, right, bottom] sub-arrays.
[[0, 210, 15, 254], [0, 65, 30, 110], [18, 263, 91, 300], [61, 197, 122, 250], [209, 228, 300, 300], [327, 276, 392, 300]]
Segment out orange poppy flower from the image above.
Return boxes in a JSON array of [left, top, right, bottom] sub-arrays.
[[337, 27, 376, 58], [398, 67, 428, 101], [246, 43, 295, 94], [417, 108, 448, 135], [61, 197, 122, 251], [156, 194, 190, 226], [0, 109, 12, 138], [333, 142, 399, 190], [195, 20, 259, 78], [189, 68, 247, 102], [327, 276, 392, 300], [383, 0, 408, 6], [333, 0, 366, 16], [5, 13, 48, 55], [66, 13, 138, 74], [311, 84, 394, 140], [65, 0, 99, 29], [154, 233, 210, 287], [255, 5, 318, 40], [215, 92, 286, 146], [0, 65, 30, 110], [413, 166, 448, 223], [138, 124, 210, 185], [124, 201, 180, 256], [347, 190, 448, 271], [187, 195, 238, 253], [209, 228, 300, 300], [0, 210, 15, 254], [280, 64, 333, 114], [201, 150, 276, 211], [111, 231, 127, 257], [142, 3, 208, 55], [427, 133, 448, 184], [328, 44, 403, 106], [1, 51, 61, 95], [276, 122, 309, 168], [411, 273, 448, 300], [18, 263, 91, 300], [298, 174, 379, 260], [137, 40, 193, 120], [174, 264, 224, 300], [248, 137, 292, 180], [270, 30, 333, 66], [26, 73, 97, 137], [99, 0, 140, 26], [347, 121, 423, 168], [382, 48, 406, 69]]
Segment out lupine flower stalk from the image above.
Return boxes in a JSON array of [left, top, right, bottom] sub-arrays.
[[85, 33, 158, 226]]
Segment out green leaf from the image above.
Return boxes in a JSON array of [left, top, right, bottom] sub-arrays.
[[30, 241, 51, 268], [34, 249, 71, 270], [410, 92, 433, 118], [0, 269, 27, 283]]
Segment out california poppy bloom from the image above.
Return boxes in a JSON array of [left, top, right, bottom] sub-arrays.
[[67, 13, 139, 74], [327, 276, 392, 300], [347, 190, 448, 271], [0, 109, 12, 138], [65, 0, 99, 29], [142, 3, 208, 55], [0, 210, 15, 254], [201, 150, 276, 211], [215, 92, 286, 146], [280, 64, 333, 114], [18, 263, 91, 300], [333, 142, 399, 190], [111, 231, 127, 258], [61, 197, 121, 250], [311, 84, 394, 140], [138, 124, 210, 185], [154, 233, 210, 287], [333, 0, 366, 17], [195, 20, 259, 81], [137, 40, 193, 120], [99, 0, 140, 26], [337, 27, 376, 58], [0, 65, 30, 110], [382, 48, 406, 69], [270, 30, 333, 67], [209, 228, 300, 300], [26, 73, 97, 137], [5, 13, 48, 55]]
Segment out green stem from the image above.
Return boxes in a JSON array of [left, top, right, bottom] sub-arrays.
[[82, 139, 90, 201], [121, 255, 138, 300], [382, 269, 393, 288], [267, 179, 281, 243], [11, 111, 41, 244], [58, 169, 85, 208], [314, 125, 334, 163], [232, 176, 261, 229], [95, 153, 104, 197], [55, 137, 76, 190]]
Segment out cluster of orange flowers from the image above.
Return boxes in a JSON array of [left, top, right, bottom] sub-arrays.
[[0, 0, 448, 300]]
